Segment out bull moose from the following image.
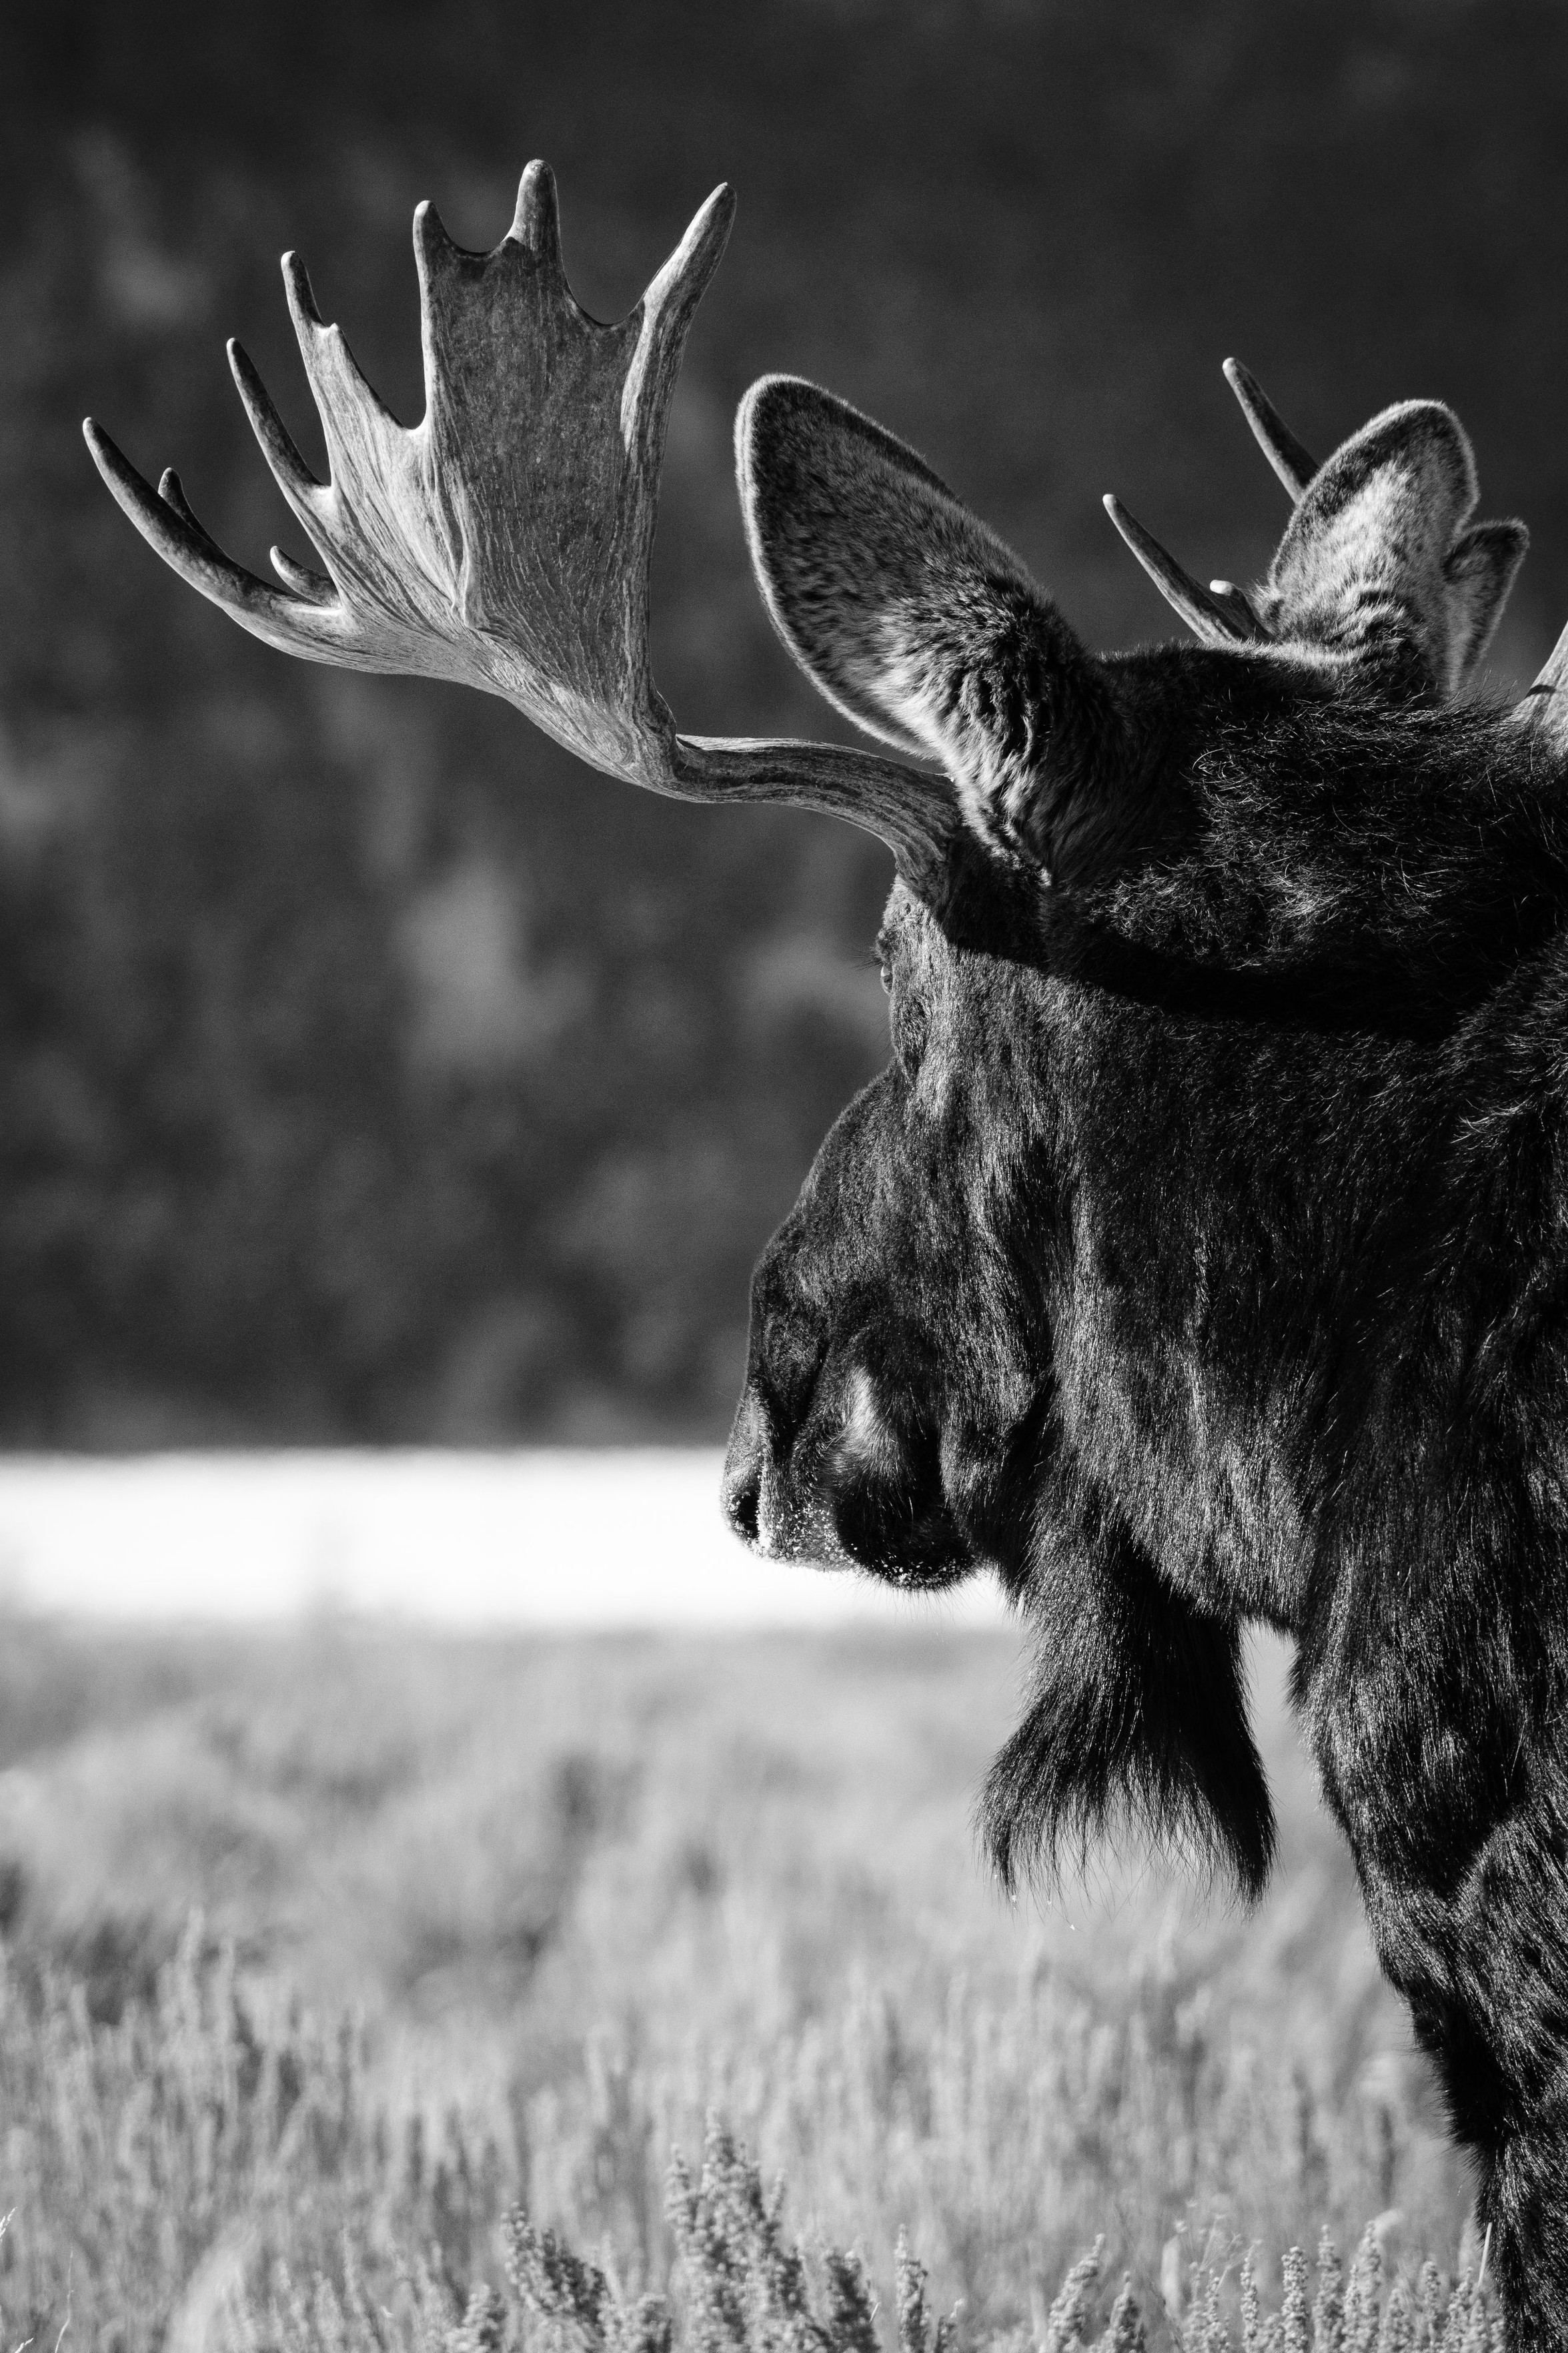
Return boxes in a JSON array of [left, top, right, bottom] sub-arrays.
[[85, 168, 1568, 2345]]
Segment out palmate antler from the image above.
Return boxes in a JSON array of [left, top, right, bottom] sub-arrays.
[[83, 163, 960, 887]]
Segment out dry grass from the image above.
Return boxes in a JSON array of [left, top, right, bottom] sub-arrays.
[[0, 1618, 1487, 2349], [0, 1941, 1497, 2353]]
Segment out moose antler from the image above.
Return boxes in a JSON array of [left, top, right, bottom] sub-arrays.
[[1102, 493, 1270, 646], [1513, 620, 1568, 747], [1222, 357, 1318, 499], [1109, 362, 1530, 699], [1099, 356, 1316, 648], [84, 164, 959, 887]]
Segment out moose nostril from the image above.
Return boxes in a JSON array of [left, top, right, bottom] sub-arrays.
[[722, 1387, 770, 1548], [724, 1463, 762, 1546]]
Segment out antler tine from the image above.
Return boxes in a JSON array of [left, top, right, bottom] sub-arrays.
[[1513, 616, 1568, 749], [1102, 494, 1269, 648], [622, 180, 736, 460], [82, 420, 336, 658], [280, 249, 399, 431], [511, 159, 565, 274], [154, 466, 207, 538], [227, 337, 325, 536], [278, 247, 407, 511], [1207, 576, 1269, 635], [160, 458, 335, 605], [1223, 358, 1317, 500]]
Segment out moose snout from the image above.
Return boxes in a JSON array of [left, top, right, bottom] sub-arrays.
[[720, 1380, 817, 1559], [721, 1386, 768, 1550], [722, 1358, 973, 1590]]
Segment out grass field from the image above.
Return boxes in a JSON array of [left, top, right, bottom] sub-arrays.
[[0, 1613, 1489, 2352]]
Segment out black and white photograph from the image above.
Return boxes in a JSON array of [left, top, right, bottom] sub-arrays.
[[2, 5, 1566, 2348]]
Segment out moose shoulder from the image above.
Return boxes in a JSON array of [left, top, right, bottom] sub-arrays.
[[85, 167, 1568, 2348]]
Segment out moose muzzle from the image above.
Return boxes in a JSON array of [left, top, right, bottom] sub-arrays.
[[722, 1354, 972, 1590]]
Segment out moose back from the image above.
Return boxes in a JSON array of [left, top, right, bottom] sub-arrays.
[[86, 167, 1568, 2347]]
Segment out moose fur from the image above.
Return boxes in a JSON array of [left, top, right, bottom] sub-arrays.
[[724, 382, 1568, 2346]]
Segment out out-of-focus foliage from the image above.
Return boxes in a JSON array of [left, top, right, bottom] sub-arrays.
[[2, 1, 1567, 1439], [0, 1619, 1477, 2333]]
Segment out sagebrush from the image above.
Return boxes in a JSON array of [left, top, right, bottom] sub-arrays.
[[229, 2117, 1500, 2353], [0, 1933, 1492, 2353]]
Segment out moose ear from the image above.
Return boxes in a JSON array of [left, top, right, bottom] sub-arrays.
[[1441, 518, 1529, 692], [1265, 400, 1526, 692], [736, 376, 1117, 872]]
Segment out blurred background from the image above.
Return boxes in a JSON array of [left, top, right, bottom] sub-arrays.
[[5, 0, 1567, 1450]]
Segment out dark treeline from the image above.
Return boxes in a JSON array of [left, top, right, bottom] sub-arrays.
[[0, 0, 1564, 1444]]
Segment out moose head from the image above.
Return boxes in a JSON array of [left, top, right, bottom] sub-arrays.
[[87, 169, 1568, 2342]]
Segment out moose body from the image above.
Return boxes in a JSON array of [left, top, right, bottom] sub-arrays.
[[85, 167, 1568, 2344], [730, 683, 1568, 2334]]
